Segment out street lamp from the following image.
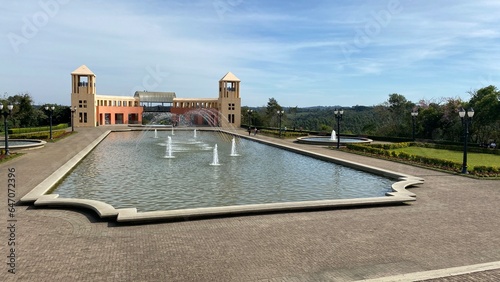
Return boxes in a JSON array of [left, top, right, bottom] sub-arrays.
[[277, 110, 284, 138], [0, 104, 14, 155], [45, 105, 55, 140], [411, 109, 419, 141], [334, 108, 344, 149], [247, 109, 253, 130], [459, 107, 474, 174], [70, 106, 77, 132]]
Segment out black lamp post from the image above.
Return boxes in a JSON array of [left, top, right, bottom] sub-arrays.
[[45, 106, 55, 140], [1, 104, 14, 155], [411, 109, 419, 141], [71, 106, 77, 132], [459, 107, 474, 174], [334, 108, 344, 149], [277, 110, 284, 138], [247, 109, 253, 129]]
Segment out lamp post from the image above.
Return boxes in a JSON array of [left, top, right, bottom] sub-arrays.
[[277, 110, 284, 138], [247, 109, 253, 130], [45, 106, 55, 140], [334, 108, 344, 149], [411, 109, 419, 141], [459, 108, 474, 174], [70, 106, 77, 132], [1, 104, 14, 155]]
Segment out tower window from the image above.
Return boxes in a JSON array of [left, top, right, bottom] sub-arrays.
[[78, 76, 88, 87]]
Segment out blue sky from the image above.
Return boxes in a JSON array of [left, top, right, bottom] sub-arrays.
[[2, 0, 500, 107]]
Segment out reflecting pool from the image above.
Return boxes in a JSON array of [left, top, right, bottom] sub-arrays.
[[53, 130, 393, 212]]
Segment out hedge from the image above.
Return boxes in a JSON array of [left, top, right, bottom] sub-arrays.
[[258, 129, 308, 138], [8, 124, 69, 134], [10, 130, 67, 140], [345, 142, 499, 177], [411, 142, 500, 155]]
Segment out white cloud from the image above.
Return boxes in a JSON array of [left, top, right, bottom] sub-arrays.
[[2, 0, 500, 107]]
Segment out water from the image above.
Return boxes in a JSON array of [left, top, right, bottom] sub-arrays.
[[53, 130, 393, 212], [154, 129, 158, 139]]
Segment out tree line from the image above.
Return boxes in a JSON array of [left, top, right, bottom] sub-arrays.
[[243, 85, 500, 144], [0, 93, 70, 129], [2, 85, 499, 145]]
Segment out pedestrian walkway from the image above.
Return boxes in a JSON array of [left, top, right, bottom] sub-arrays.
[[1, 126, 499, 281]]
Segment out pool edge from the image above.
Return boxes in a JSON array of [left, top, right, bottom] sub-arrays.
[[20, 128, 424, 224]]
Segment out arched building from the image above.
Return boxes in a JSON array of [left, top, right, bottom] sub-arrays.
[[70, 65, 241, 128], [70, 65, 143, 126], [170, 72, 241, 127]]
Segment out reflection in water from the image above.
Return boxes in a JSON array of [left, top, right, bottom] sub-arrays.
[[54, 130, 393, 212]]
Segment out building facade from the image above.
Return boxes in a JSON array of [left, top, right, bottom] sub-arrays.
[[71, 65, 241, 128], [71, 65, 143, 127], [170, 72, 241, 128]]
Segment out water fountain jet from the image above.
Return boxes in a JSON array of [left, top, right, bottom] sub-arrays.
[[230, 137, 239, 156], [330, 130, 337, 141], [164, 136, 175, 158], [210, 144, 220, 166]]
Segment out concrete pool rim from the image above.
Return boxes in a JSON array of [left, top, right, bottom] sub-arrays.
[[0, 139, 47, 150], [296, 135, 373, 146], [20, 128, 424, 223]]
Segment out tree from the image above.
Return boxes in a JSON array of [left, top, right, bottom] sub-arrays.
[[40, 104, 71, 126], [378, 93, 415, 137], [265, 97, 283, 127], [289, 106, 298, 130], [468, 86, 500, 143], [4, 93, 39, 127]]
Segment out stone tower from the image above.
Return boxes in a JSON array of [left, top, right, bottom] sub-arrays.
[[71, 65, 97, 127], [218, 72, 241, 128]]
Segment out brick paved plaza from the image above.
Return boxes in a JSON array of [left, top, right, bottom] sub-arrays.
[[1, 126, 500, 281]]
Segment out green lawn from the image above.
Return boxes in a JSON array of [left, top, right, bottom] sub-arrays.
[[392, 147, 500, 168]]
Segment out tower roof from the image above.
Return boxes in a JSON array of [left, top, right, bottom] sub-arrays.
[[71, 65, 95, 75], [220, 72, 240, 82]]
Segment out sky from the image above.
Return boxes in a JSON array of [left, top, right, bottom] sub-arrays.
[[2, 0, 500, 108]]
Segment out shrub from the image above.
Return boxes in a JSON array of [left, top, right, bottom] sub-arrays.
[[472, 166, 500, 177], [10, 130, 67, 140], [344, 142, 500, 177], [8, 124, 69, 134]]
